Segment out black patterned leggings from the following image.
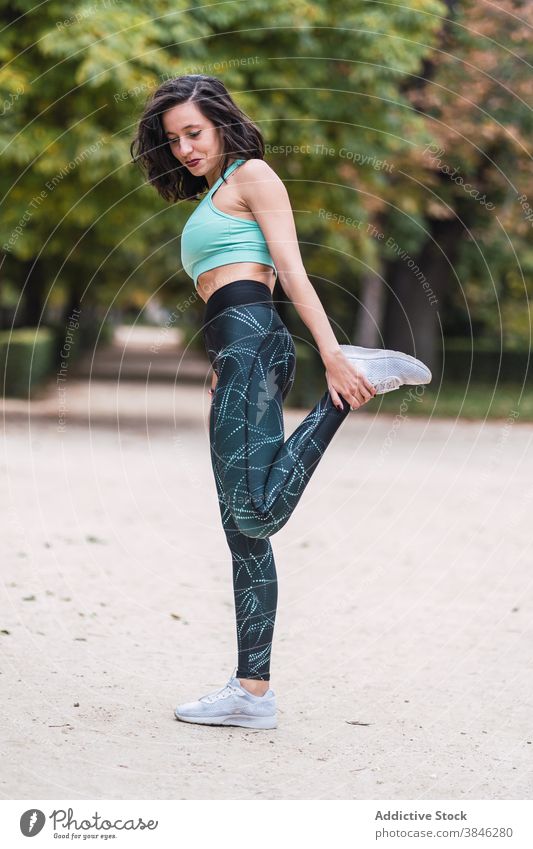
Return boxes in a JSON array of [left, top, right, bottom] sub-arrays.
[[202, 280, 351, 680]]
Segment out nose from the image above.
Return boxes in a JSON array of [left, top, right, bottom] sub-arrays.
[[179, 141, 194, 159]]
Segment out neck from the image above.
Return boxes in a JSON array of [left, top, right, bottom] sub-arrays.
[[205, 157, 238, 190]]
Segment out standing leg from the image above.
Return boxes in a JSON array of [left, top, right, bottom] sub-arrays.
[[209, 399, 278, 682]]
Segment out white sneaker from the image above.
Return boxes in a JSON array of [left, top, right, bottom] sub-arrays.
[[174, 668, 277, 729], [340, 344, 432, 395]]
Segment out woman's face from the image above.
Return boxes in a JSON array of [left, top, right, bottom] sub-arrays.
[[162, 100, 224, 181]]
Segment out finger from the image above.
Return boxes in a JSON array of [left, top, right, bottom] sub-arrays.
[[352, 388, 369, 407], [358, 375, 376, 396], [358, 376, 376, 399], [329, 386, 345, 412], [350, 385, 367, 405], [352, 368, 376, 396], [358, 384, 373, 403]]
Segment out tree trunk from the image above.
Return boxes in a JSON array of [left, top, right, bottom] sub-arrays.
[[61, 280, 83, 326], [19, 258, 47, 328], [382, 216, 464, 373], [353, 270, 386, 347]]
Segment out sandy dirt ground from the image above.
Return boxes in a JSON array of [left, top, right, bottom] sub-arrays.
[[1, 367, 532, 800]]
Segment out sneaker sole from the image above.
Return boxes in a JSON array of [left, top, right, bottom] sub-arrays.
[[369, 376, 402, 395], [174, 711, 277, 729]]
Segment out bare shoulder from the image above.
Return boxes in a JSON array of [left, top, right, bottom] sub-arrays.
[[236, 158, 285, 189]]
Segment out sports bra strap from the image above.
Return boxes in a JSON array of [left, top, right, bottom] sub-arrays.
[[208, 158, 245, 196]]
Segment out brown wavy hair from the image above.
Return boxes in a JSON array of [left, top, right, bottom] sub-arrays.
[[130, 75, 266, 203]]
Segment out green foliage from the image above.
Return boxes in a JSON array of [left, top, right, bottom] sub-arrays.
[[0, 0, 446, 323], [366, 382, 533, 421], [401, 0, 533, 349]]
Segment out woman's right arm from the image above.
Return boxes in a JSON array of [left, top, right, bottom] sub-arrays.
[[239, 159, 375, 410]]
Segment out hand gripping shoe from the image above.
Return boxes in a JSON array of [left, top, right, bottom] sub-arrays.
[[174, 669, 277, 729], [339, 344, 432, 395]]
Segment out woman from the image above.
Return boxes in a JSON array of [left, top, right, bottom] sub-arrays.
[[131, 75, 431, 730]]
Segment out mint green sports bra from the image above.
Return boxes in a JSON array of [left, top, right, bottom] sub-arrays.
[[181, 158, 277, 289]]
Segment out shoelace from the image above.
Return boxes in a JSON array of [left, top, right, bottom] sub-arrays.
[[201, 682, 240, 704]]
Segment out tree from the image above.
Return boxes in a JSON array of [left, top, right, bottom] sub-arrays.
[[380, 0, 533, 368], [0, 0, 446, 359]]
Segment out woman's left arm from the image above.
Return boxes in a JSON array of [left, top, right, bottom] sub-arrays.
[[240, 159, 376, 410]]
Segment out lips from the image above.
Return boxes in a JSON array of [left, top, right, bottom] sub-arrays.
[[186, 159, 201, 167]]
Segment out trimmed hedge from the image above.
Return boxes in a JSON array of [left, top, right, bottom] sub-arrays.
[[441, 339, 531, 384], [0, 326, 56, 398]]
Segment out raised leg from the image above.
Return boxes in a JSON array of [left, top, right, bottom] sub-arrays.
[[210, 310, 351, 539]]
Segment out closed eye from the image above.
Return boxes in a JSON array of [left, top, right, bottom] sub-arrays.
[[168, 131, 201, 144]]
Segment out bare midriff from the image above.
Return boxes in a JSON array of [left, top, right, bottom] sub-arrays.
[[196, 262, 276, 304]]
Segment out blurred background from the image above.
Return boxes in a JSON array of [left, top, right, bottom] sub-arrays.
[[2, 1, 533, 802], [1, 0, 531, 419]]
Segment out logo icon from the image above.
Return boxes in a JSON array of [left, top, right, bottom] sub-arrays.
[[255, 366, 280, 425], [20, 809, 46, 837]]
